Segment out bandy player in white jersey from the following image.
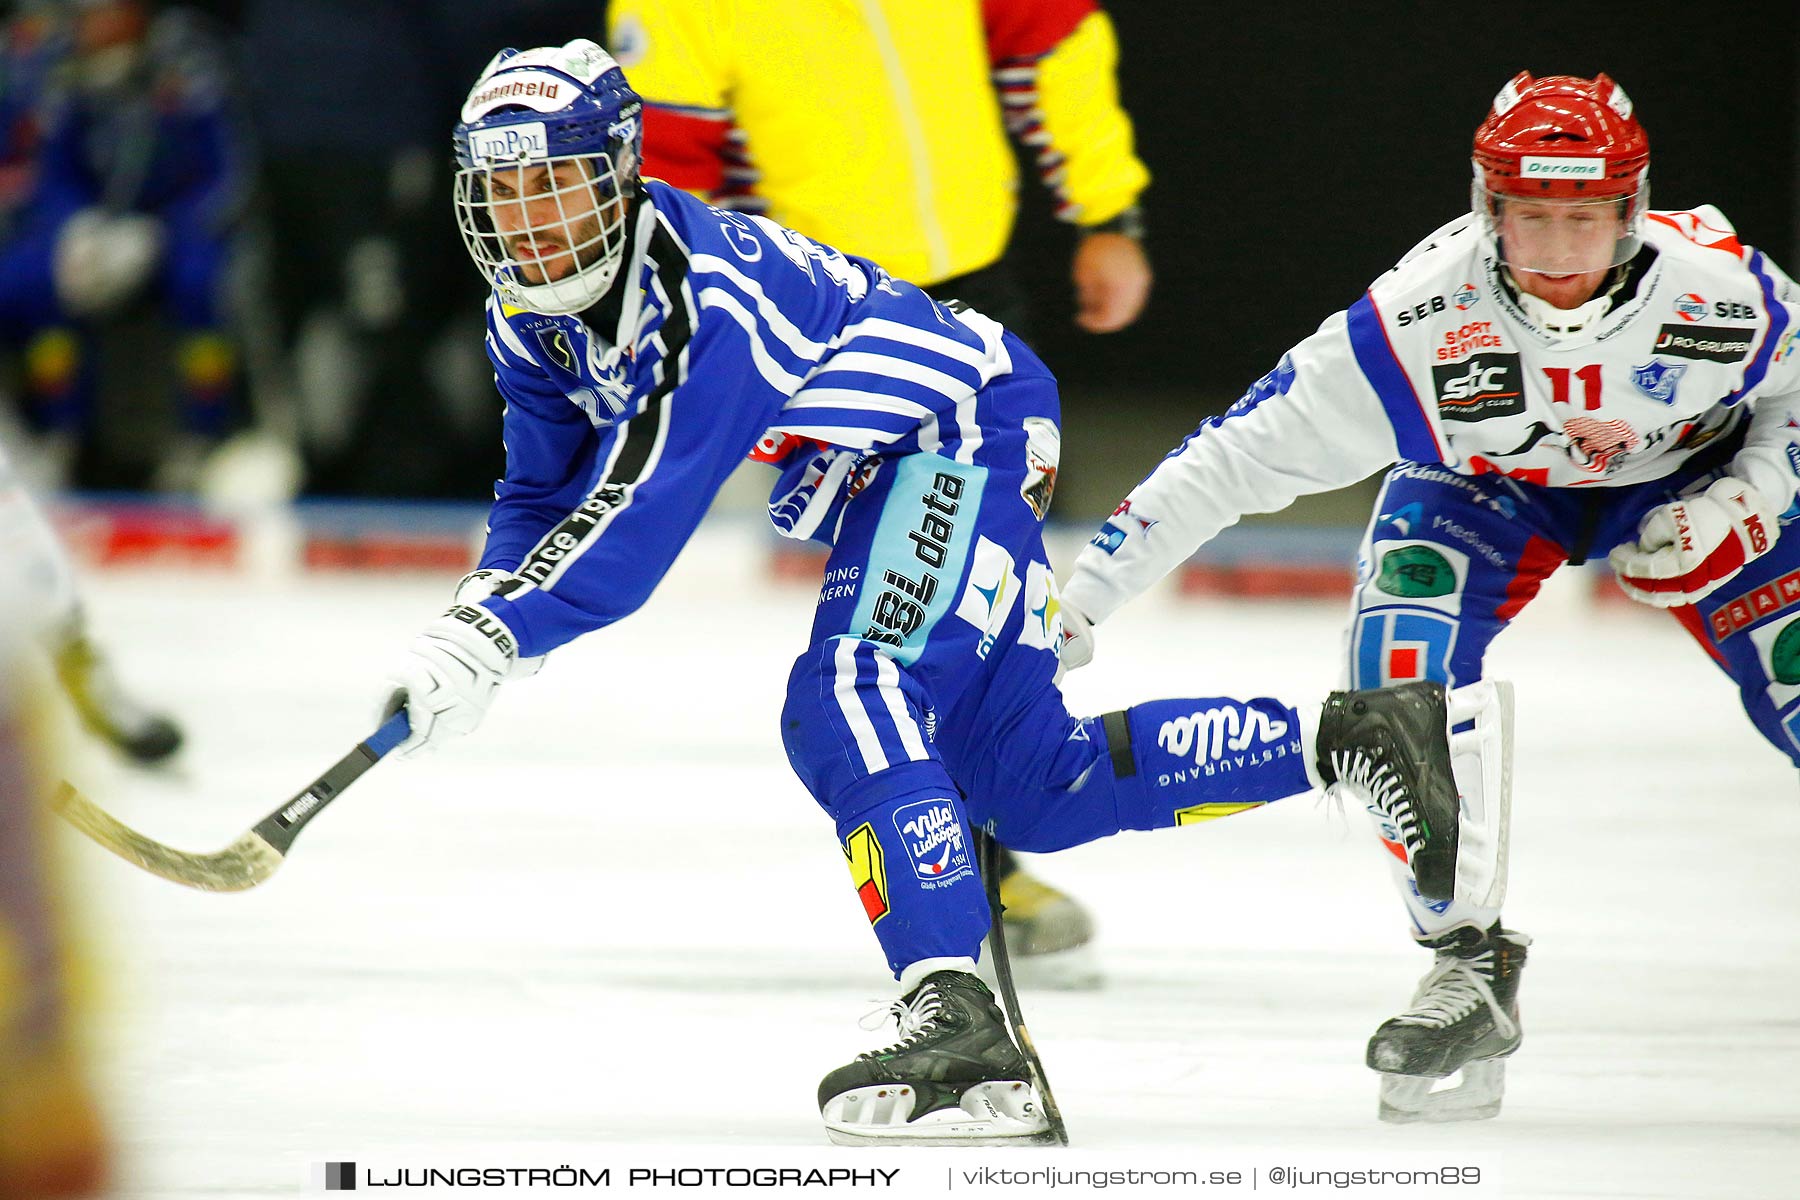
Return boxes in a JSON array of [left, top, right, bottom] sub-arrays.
[[1059, 72, 1800, 1122]]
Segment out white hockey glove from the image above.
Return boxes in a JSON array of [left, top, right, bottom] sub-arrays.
[[54, 209, 162, 317], [1058, 603, 1096, 673], [1608, 476, 1781, 608], [453, 568, 544, 677], [382, 604, 522, 757]]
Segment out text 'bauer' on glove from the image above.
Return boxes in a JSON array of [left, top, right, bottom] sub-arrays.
[[382, 604, 523, 757]]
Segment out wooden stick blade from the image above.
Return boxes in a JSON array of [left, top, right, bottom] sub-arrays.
[[52, 783, 285, 892]]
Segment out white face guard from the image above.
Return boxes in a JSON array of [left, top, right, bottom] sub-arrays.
[[1472, 181, 1648, 276], [454, 149, 633, 315]]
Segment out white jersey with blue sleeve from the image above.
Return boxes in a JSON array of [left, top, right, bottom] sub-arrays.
[[1063, 206, 1800, 625], [476, 180, 1015, 657]]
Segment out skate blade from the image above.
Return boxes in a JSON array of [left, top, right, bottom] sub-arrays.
[[1377, 1059, 1506, 1124], [823, 1081, 1054, 1146]]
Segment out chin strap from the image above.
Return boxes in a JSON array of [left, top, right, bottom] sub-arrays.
[[1513, 289, 1613, 337], [1502, 264, 1630, 339]]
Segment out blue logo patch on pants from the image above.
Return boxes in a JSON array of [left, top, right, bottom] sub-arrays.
[[1356, 610, 1456, 686], [848, 456, 985, 666], [1780, 707, 1800, 755], [892, 797, 974, 886]]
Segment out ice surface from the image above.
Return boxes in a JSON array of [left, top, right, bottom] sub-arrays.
[[54, 525, 1800, 1198]]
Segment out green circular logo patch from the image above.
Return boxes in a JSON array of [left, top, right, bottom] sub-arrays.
[[1376, 545, 1455, 598], [1770, 620, 1800, 685]]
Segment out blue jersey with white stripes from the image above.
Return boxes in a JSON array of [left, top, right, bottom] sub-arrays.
[[478, 180, 1018, 657]]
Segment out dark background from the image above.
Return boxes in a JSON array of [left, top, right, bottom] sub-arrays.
[[1026, 6, 1799, 389], [986, 8, 1800, 518], [1001, 4, 1800, 513]]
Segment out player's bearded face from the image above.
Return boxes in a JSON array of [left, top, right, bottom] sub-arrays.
[[485, 161, 617, 285], [1496, 197, 1626, 310]]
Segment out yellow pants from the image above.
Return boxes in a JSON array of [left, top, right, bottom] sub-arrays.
[[0, 668, 110, 1198]]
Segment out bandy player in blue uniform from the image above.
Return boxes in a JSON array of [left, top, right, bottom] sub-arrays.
[[1061, 73, 1800, 1123], [379, 40, 1510, 1144]]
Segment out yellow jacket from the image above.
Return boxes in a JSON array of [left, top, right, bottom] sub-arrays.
[[607, 0, 1149, 287]]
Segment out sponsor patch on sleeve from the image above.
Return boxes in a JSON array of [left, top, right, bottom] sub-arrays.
[[1651, 324, 1754, 363]]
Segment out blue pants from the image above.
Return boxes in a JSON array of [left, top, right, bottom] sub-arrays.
[[1347, 431, 1800, 934], [782, 340, 1315, 976], [1348, 430, 1800, 760]]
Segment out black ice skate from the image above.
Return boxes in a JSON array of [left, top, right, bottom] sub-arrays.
[[1367, 922, 1531, 1123], [818, 970, 1053, 1145], [55, 634, 183, 765], [1316, 681, 1462, 901]]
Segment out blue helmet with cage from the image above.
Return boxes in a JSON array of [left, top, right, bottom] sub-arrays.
[[453, 40, 644, 315]]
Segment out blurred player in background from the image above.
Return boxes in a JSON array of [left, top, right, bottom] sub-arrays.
[[1060, 72, 1800, 1123], [1, 0, 249, 491], [0, 437, 182, 762], [377, 40, 1506, 1144], [0, 561, 112, 1197], [0, 6, 185, 763], [608, 0, 1154, 977]]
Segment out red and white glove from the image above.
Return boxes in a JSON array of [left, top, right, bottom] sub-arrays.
[[382, 604, 522, 756], [1609, 476, 1781, 608]]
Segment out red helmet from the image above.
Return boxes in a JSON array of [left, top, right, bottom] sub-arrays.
[[1471, 72, 1651, 288], [1472, 72, 1649, 199]]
